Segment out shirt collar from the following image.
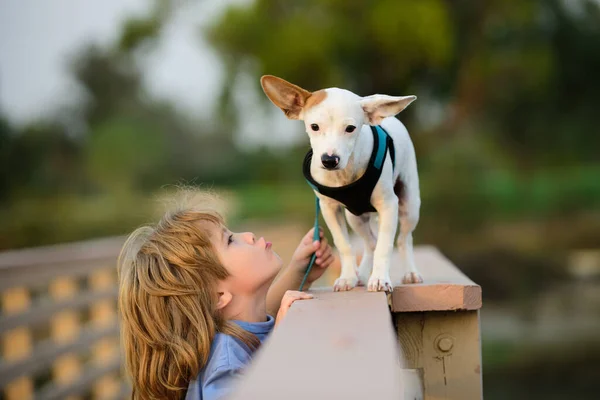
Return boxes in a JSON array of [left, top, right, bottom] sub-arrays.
[[232, 314, 275, 335]]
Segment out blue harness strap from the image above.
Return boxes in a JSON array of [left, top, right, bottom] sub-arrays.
[[373, 126, 390, 170]]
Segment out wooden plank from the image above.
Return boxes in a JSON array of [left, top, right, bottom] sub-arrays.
[[1, 287, 33, 399], [229, 288, 409, 400], [0, 287, 118, 335], [395, 311, 483, 400], [395, 313, 426, 399], [89, 269, 120, 399], [421, 311, 482, 400], [333, 242, 482, 312], [37, 357, 121, 400], [49, 277, 82, 400], [0, 323, 119, 387], [0, 236, 125, 270], [0, 259, 115, 293], [396, 312, 425, 370], [99, 383, 131, 400], [0, 236, 124, 292], [389, 246, 481, 312], [93, 370, 121, 400]]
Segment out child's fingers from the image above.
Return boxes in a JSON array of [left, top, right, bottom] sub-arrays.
[[303, 228, 315, 244], [288, 290, 313, 299], [303, 227, 324, 247], [276, 292, 313, 326], [305, 228, 324, 242], [317, 247, 333, 264], [318, 237, 329, 251], [316, 253, 333, 267], [298, 241, 319, 260], [320, 253, 334, 268], [282, 290, 313, 307], [316, 242, 331, 261], [315, 238, 329, 256], [281, 295, 294, 309]]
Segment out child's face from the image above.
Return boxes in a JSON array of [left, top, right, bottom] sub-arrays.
[[212, 225, 283, 294]]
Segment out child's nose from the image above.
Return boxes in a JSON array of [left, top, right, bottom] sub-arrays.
[[242, 232, 256, 244]]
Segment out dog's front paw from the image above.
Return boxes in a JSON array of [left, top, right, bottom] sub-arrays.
[[402, 272, 423, 284], [367, 275, 392, 292], [333, 276, 358, 292]]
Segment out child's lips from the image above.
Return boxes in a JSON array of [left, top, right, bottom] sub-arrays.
[[266, 241, 272, 250]]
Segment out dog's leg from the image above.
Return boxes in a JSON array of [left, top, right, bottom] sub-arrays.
[[369, 199, 398, 292], [319, 200, 358, 291], [397, 182, 423, 284], [345, 211, 377, 286]]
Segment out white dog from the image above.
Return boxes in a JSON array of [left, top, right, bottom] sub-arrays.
[[261, 75, 423, 292]]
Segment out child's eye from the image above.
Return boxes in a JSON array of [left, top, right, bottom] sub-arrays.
[[228, 234, 234, 245]]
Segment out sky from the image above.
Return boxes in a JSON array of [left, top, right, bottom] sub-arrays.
[[0, 0, 301, 148], [0, 0, 246, 126]]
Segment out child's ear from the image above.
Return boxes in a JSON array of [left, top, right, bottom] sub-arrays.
[[216, 288, 233, 310], [217, 282, 233, 310]]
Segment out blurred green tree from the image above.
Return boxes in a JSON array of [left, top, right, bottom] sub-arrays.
[[206, 0, 600, 168]]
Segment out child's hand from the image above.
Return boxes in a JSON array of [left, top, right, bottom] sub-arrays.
[[289, 227, 335, 285], [275, 290, 313, 326]]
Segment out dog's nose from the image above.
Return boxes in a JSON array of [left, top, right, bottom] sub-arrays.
[[321, 154, 340, 170]]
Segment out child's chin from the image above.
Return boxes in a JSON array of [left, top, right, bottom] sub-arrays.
[[275, 258, 284, 270], [271, 258, 284, 274]]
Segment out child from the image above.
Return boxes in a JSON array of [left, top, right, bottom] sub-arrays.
[[118, 191, 334, 400]]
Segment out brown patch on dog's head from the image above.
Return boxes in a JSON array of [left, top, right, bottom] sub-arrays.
[[304, 89, 327, 112]]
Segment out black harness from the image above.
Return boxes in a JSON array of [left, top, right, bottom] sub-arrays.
[[302, 126, 396, 216]]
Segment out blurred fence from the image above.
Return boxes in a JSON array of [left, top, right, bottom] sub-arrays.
[[0, 237, 128, 400]]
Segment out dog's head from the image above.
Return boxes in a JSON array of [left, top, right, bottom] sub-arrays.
[[260, 75, 416, 170]]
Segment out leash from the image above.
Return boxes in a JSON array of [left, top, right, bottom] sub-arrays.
[[298, 196, 321, 291]]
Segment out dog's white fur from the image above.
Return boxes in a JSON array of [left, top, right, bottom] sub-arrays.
[[261, 75, 423, 291]]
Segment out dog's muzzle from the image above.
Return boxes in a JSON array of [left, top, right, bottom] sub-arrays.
[[321, 154, 340, 170]]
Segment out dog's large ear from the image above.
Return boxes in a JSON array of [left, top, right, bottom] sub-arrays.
[[360, 95, 417, 125], [260, 75, 312, 120]]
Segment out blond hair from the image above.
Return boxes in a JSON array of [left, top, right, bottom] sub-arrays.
[[118, 191, 259, 400]]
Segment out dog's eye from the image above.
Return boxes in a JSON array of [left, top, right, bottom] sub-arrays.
[[310, 124, 319, 132], [345, 125, 356, 133]]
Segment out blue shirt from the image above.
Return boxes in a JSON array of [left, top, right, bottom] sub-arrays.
[[185, 315, 275, 400]]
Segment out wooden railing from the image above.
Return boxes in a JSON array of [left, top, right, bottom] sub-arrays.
[[0, 237, 129, 400], [230, 246, 483, 400], [0, 238, 482, 400]]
